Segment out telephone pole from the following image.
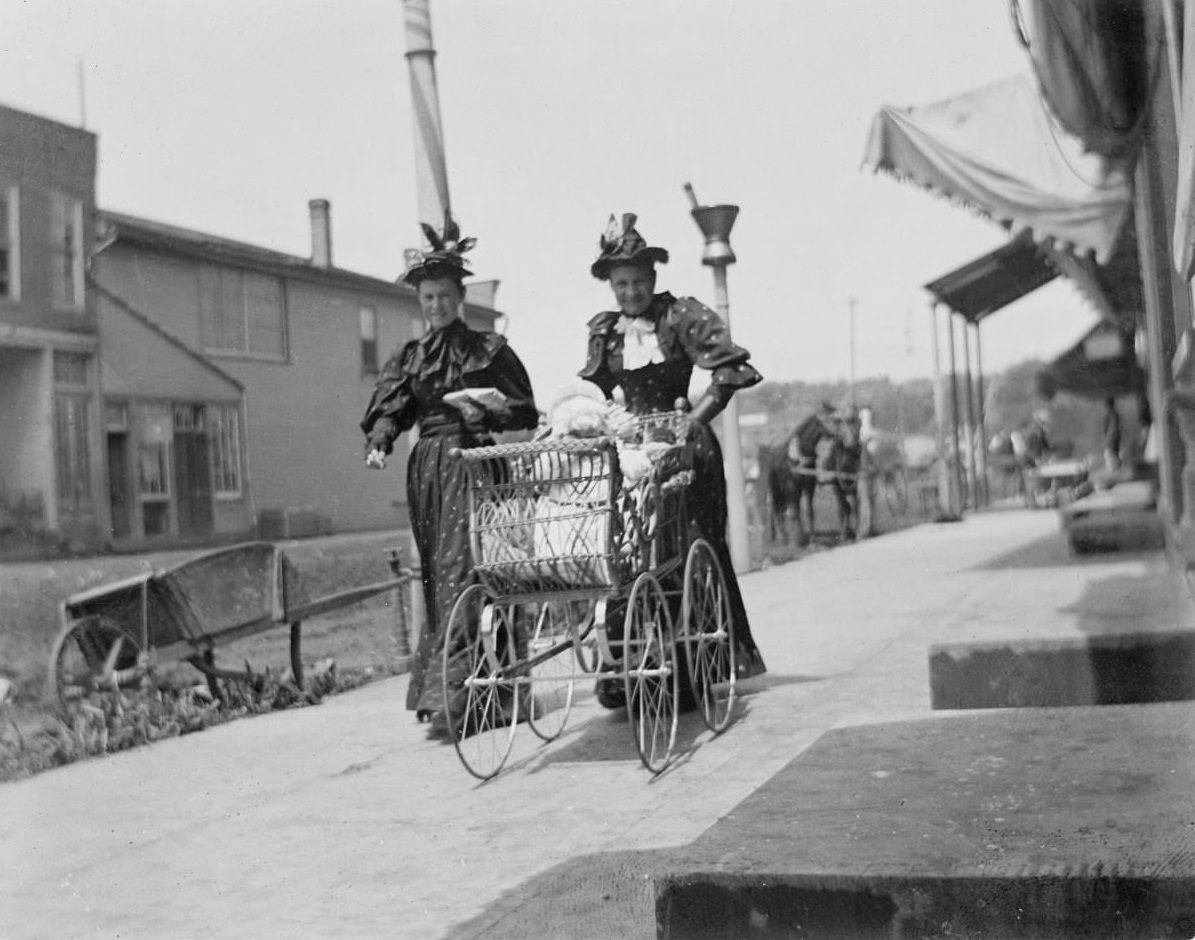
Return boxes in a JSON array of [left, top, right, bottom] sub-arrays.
[[849, 296, 857, 406]]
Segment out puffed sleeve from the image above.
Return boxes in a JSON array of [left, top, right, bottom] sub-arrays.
[[577, 310, 620, 399], [484, 342, 539, 432], [360, 343, 419, 455], [668, 297, 762, 391]]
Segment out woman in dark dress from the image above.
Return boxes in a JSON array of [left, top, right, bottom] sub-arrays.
[[361, 214, 538, 726], [579, 213, 767, 706]]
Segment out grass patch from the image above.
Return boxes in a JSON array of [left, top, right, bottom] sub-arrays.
[[0, 531, 413, 783]]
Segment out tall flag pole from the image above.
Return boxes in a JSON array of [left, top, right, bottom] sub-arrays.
[[403, 0, 451, 226]]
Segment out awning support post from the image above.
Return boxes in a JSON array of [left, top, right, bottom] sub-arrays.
[[929, 301, 960, 519], [962, 319, 980, 511], [947, 310, 965, 516], [974, 323, 989, 507]]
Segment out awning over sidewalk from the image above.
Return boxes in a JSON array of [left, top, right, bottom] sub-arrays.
[[863, 74, 1134, 264], [1047, 317, 1145, 400], [1042, 218, 1143, 330], [1010, 0, 1151, 161], [924, 233, 1057, 324]]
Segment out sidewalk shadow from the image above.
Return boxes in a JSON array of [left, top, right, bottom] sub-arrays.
[[513, 673, 826, 776], [970, 533, 1075, 570], [971, 532, 1163, 571]]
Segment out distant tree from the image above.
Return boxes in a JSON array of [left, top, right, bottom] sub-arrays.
[[985, 359, 1048, 436], [739, 376, 937, 440]]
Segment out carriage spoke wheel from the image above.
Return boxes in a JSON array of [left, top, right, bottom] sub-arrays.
[[442, 585, 519, 781], [681, 539, 737, 733], [49, 616, 145, 704], [526, 601, 577, 742], [622, 573, 678, 774]]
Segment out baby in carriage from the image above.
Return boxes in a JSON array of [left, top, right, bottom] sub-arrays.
[[528, 381, 679, 578]]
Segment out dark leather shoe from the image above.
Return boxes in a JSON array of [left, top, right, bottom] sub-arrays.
[[736, 651, 767, 679], [595, 677, 626, 709]]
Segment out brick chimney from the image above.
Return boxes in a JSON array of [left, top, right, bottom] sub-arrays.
[[309, 198, 332, 268]]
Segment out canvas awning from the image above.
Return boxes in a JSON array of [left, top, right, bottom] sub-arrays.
[[863, 73, 1134, 264], [1046, 318, 1145, 400], [924, 232, 1057, 324], [1041, 216, 1142, 330], [1010, 0, 1151, 161]]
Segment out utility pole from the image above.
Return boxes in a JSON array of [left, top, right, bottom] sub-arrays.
[[77, 60, 88, 128], [848, 296, 857, 406]]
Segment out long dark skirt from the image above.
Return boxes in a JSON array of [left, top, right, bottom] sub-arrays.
[[687, 427, 767, 677], [405, 432, 475, 714]]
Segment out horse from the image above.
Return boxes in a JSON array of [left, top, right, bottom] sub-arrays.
[[818, 408, 863, 542], [759, 408, 851, 546]]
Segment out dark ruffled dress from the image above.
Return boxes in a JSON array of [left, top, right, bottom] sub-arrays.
[[580, 291, 767, 678], [361, 318, 538, 715]]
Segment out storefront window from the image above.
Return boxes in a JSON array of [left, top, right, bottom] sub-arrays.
[[139, 404, 172, 498], [207, 404, 242, 497]]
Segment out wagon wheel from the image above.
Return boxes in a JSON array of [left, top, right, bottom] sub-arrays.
[[680, 539, 736, 733], [442, 584, 519, 781], [622, 572, 679, 773], [525, 601, 577, 742], [48, 615, 145, 704]]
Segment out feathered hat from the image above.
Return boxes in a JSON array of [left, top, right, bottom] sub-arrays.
[[590, 212, 669, 280], [400, 210, 476, 286]]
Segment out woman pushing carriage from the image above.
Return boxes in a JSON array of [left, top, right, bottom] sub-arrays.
[[362, 213, 766, 779]]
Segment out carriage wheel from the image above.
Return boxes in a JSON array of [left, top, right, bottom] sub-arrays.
[[442, 584, 519, 781], [681, 539, 737, 733], [622, 573, 678, 773], [525, 601, 577, 742], [48, 616, 145, 704]]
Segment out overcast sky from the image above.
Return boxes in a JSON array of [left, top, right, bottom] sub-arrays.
[[3, 0, 1098, 401]]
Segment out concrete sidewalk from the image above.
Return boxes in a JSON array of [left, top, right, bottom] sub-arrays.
[[2, 510, 1193, 939], [451, 511, 1195, 939]]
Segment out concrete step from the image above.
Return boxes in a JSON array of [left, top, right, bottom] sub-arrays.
[[929, 629, 1195, 709], [1060, 481, 1163, 555], [656, 706, 1195, 939]]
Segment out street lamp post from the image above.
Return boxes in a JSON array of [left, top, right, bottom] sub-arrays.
[[686, 185, 751, 574]]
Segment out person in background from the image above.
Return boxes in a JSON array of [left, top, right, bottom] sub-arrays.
[[1023, 408, 1052, 466], [361, 213, 538, 729], [578, 212, 767, 708], [1103, 394, 1122, 472], [1137, 390, 1155, 472]]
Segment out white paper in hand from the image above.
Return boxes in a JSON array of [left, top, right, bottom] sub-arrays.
[[443, 387, 508, 411]]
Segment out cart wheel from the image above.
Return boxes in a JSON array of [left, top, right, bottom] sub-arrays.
[[681, 539, 736, 733], [525, 602, 577, 742], [442, 584, 519, 781], [48, 616, 144, 704], [622, 572, 678, 773]]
